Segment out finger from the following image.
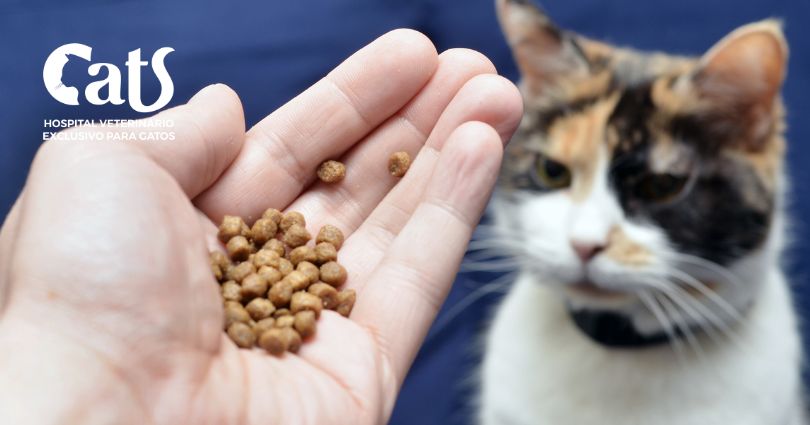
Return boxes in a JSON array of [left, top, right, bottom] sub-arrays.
[[351, 121, 504, 392], [54, 84, 246, 199], [340, 74, 522, 291], [131, 84, 246, 198], [195, 29, 439, 222], [284, 49, 497, 235], [0, 198, 22, 315]]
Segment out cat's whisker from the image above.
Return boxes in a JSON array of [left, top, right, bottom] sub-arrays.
[[643, 279, 726, 348], [472, 225, 524, 239], [668, 253, 744, 288], [464, 246, 521, 262], [465, 239, 559, 276], [467, 238, 558, 255], [667, 283, 747, 348], [460, 258, 531, 272], [655, 292, 706, 363], [638, 290, 687, 365], [639, 275, 736, 341], [467, 237, 514, 247], [425, 271, 518, 344], [668, 269, 744, 323], [465, 246, 529, 263]]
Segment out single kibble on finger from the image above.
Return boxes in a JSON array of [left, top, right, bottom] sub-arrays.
[[314, 242, 337, 265], [282, 224, 311, 248], [290, 291, 323, 317], [257, 265, 283, 285], [224, 301, 251, 329], [282, 270, 311, 292], [296, 261, 320, 284], [240, 273, 268, 300], [262, 208, 284, 225], [274, 315, 295, 328], [282, 327, 303, 353], [335, 289, 356, 317], [277, 258, 294, 276], [316, 224, 345, 250], [308, 282, 340, 309], [226, 236, 252, 262], [262, 239, 286, 257], [317, 160, 346, 183], [288, 245, 317, 266], [245, 298, 276, 321], [319, 261, 347, 286], [221, 281, 243, 303], [227, 322, 257, 348], [218, 215, 250, 243], [273, 308, 291, 318], [258, 328, 288, 355], [253, 249, 281, 269], [250, 218, 278, 246], [294, 310, 317, 339], [388, 151, 411, 177], [280, 211, 306, 233], [252, 317, 276, 338], [226, 261, 256, 283], [268, 280, 293, 307]]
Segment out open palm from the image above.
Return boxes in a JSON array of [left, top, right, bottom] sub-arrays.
[[0, 30, 521, 425]]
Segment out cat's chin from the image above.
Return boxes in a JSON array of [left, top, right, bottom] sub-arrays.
[[568, 281, 629, 298], [562, 281, 638, 310], [562, 282, 675, 348]]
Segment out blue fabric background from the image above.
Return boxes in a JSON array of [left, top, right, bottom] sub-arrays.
[[1, 1, 808, 423]]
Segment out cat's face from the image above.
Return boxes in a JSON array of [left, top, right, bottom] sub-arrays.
[[493, 0, 788, 345]]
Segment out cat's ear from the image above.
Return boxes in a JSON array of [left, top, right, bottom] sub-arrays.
[[689, 20, 788, 142], [496, 0, 595, 96]]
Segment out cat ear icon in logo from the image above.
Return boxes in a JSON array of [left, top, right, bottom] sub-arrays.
[[43, 43, 91, 106]]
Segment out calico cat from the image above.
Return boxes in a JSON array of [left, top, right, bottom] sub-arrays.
[[480, 0, 805, 423]]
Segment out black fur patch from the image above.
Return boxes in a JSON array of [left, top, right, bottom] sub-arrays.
[[569, 307, 674, 348], [607, 84, 772, 266], [536, 93, 612, 132]]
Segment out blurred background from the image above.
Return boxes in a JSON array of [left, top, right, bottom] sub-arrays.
[[1, 0, 808, 423]]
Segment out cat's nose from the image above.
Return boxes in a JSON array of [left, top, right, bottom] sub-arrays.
[[571, 241, 605, 263]]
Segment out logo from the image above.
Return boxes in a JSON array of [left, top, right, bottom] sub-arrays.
[[43, 43, 175, 113]]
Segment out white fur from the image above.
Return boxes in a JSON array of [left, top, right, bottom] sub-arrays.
[[479, 182, 806, 424], [479, 267, 804, 425]]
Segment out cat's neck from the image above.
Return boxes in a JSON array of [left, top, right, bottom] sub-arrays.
[[480, 265, 805, 425]]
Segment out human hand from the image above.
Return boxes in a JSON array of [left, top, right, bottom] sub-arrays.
[[0, 30, 522, 425]]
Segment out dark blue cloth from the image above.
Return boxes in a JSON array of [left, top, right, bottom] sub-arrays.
[[1, 1, 808, 424]]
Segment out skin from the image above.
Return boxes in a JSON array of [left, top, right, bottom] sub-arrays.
[[0, 30, 522, 425]]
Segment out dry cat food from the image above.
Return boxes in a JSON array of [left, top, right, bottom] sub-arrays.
[[211, 208, 356, 355], [388, 151, 410, 177], [316, 160, 346, 183]]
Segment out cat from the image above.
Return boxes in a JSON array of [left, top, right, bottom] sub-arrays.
[[479, 0, 805, 424]]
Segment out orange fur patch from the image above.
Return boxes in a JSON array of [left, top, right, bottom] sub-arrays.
[[603, 226, 652, 266], [545, 94, 619, 201]]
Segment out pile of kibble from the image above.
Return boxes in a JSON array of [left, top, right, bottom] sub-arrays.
[[210, 208, 355, 355]]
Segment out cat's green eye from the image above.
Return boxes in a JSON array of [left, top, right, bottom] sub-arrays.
[[532, 155, 571, 190], [634, 173, 689, 203]]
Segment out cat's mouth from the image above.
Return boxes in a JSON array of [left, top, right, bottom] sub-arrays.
[[567, 281, 632, 300]]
